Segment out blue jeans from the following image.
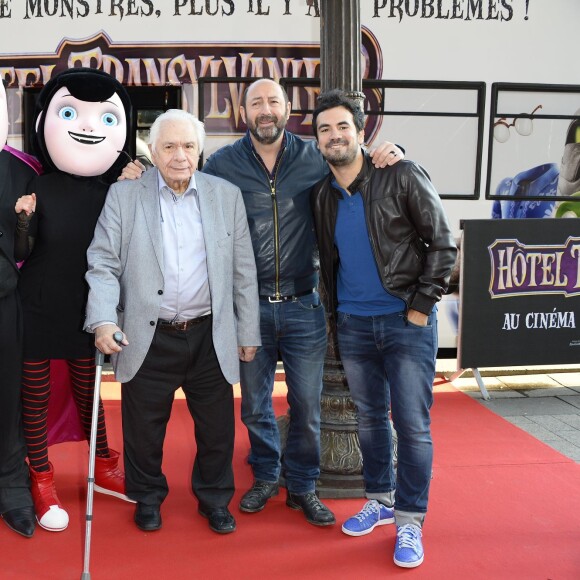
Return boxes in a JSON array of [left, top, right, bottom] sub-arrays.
[[240, 291, 327, 494], [337, 310, 437, 515]]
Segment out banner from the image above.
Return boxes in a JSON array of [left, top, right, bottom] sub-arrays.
[[459, 218, 580, 368]]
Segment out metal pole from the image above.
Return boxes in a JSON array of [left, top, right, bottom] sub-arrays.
[[80, 348, 104, 580], [320, 0, 365, 102], [81, 332, 123, 579], [316, 0, 367, 497]]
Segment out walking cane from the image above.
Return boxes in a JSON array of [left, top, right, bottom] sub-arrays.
[[81, 331, 123, 580]]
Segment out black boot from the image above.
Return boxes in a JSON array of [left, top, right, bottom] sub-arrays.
[[239, 480, 279, 513], [1, 506, 36, 538], [286, 492, 336, 526]]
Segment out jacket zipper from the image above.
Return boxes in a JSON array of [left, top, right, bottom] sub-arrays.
[[252, 147, 286, 299]]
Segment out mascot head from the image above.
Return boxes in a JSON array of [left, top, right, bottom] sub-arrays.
[[34, 67, 132, 182], [0, 78, 8, 149]]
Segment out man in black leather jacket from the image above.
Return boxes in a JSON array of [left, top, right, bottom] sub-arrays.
[[203, 79, 403, 526], [0, 79, 37, 538], [311, 90, 456, 567]]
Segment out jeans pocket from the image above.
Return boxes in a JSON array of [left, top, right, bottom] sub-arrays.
[[296, 292, 323, 311], [405, 315, 432, 329]]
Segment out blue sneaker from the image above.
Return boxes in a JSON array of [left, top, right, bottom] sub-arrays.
[[341, 500, 394, 537], [394, 524, 424, 568]]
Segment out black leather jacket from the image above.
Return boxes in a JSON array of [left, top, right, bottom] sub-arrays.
[[311, 153, 457, 322], [0, 150, 37, 298], [204, 131, 329, 297]]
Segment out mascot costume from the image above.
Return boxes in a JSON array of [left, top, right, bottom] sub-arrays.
[[14, 68, 134, 532], [0, 80, 38, 538]]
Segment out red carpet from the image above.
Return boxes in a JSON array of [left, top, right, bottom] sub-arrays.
[[2, 386, 580, 579]]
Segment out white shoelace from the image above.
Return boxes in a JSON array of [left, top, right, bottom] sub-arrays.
[[355, 500, 379, 521], [397, 524, 422, 550]]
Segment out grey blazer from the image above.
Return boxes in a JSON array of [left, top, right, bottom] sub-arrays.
[[85, 167, 261, 384]]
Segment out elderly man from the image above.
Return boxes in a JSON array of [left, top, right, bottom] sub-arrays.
[[85, 109, 261, 534]]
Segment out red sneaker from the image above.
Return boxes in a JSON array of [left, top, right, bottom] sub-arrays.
[[94, 449, 135, 503], [29, 463, 69, 532]]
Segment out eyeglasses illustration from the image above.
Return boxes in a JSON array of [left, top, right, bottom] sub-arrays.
[[493, 105, 543, 143]]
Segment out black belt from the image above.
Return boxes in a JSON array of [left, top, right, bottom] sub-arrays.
[[157, 313, 211, 331], [259, 288, 315, 303]]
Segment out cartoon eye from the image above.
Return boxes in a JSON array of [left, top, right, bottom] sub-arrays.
[[58, 106, 77, 121], [101, 112, 119, 127]]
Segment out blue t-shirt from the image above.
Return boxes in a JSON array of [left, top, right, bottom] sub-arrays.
[[334, 183, 405, 316]]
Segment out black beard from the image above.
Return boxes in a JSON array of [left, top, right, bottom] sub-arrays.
[[323, 140, 358, 167]]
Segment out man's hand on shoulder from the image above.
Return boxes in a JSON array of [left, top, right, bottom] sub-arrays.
[[367, 141, 405, 168], [118, 159, 146, 181]]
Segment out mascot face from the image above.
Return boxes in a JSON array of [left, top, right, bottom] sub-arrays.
[[0, 80, 7, 148], [42, 86, 127, 176]]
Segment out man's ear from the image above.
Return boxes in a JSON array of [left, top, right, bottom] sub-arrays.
[[357, 129, 365, 145], [240, 105, 247, 125]]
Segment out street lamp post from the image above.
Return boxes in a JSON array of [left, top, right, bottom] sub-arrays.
[[316, 0, 366, 498], [320, 0, 365, 102]]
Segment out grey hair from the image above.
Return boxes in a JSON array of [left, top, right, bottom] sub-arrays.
[[148, 109, 205, 153]]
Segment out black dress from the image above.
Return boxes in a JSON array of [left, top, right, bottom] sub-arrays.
[[18, 172, 108, 359]]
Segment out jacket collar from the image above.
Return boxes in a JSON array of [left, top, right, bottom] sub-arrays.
[[329, 148, 372, 197]]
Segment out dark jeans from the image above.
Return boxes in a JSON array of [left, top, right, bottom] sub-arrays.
[[121, 317, 234, 511], [240, 292, 327, 494], [337, 310, 437, 515]]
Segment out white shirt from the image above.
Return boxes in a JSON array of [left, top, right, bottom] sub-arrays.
[[157, 170, 211, 321]]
